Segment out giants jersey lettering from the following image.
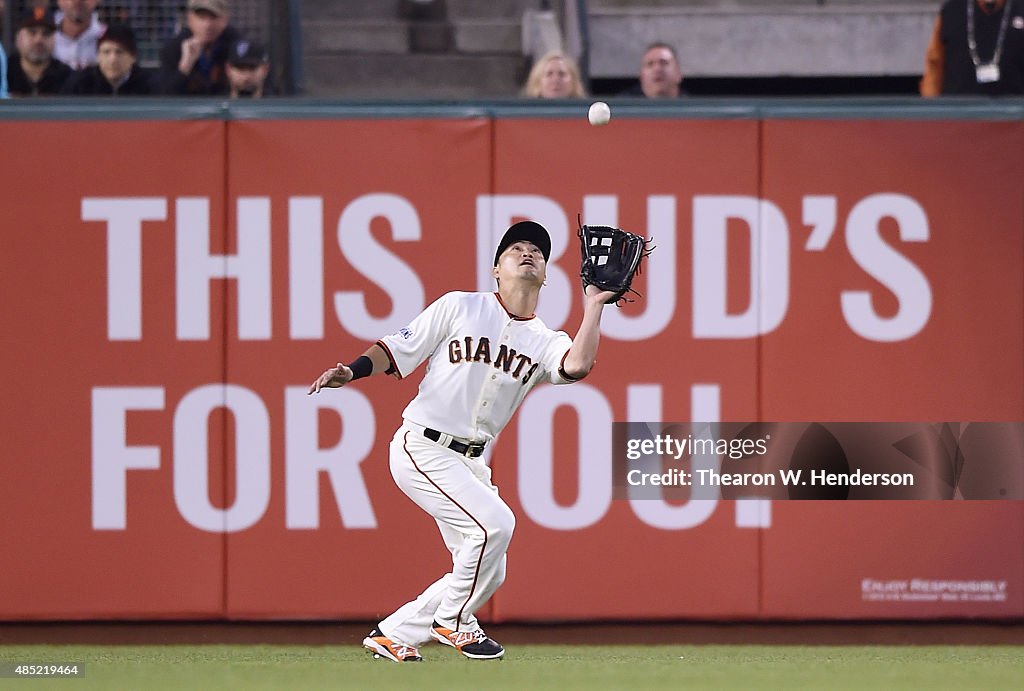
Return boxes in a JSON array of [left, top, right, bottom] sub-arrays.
[[377, 291, 576, 443]]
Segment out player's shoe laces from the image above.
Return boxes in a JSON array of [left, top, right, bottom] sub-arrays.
[[362, 627, 423, 663], [431, 621, 505, 659]]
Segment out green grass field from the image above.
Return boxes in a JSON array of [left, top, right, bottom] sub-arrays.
[[1, 644, 1022, 690]]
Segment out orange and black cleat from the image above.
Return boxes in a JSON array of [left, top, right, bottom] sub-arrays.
[[430, 621, 504, 660], [362, 627, 423, 663]]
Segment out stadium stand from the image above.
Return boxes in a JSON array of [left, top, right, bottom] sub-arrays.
[[0, 2, 944, 97]]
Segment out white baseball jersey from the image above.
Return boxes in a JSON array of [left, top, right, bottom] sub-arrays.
[[377, 291, 577, 443]]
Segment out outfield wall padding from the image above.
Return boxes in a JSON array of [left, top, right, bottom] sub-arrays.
[[0, 102, 1021, 621]]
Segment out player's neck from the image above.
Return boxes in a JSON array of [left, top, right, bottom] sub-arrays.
[[497, 282, 540, 318]]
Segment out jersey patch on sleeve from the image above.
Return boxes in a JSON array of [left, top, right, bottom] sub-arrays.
[[399, 327, 413, 339]]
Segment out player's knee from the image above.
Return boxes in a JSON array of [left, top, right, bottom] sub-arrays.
[[487, 508, 515, 549], [493, 559, 508, 588]]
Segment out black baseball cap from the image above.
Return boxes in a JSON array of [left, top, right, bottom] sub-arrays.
[[98, 24, 138, 55], [228, 39, 269, 68], [19, 6, 57, 32], [493, 221, 551, 265]]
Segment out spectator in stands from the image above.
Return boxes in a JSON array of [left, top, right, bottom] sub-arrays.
[[226, 38, 270, 98], [55, 0, 107, 70], [159, 0, 240, 95], [621, 42, 684, 98], [1, 0, 11, 99], [7, 7, 73, 96], [920, 0, 1024, 96], [61, 23, 152, 95], [522, 50, 587, 98], [0, 44, 7, 99]]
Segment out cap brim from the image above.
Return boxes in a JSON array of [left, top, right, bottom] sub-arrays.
[[190, 3, 226, 16], [494, 220, 551, 265]]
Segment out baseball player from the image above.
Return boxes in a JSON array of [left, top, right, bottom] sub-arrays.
[[308, 220, 616, 662]]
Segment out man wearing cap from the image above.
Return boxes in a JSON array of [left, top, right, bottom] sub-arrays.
[[7, 7, 72, 96], [54, 0, 106, 70], [159, 0, 240, 95], [61, 23, 152, 95], [226, 38, 270, 98], [309, 221, 616, 663]]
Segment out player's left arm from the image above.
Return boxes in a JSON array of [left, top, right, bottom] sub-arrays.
[[560, 284, 618, 380]]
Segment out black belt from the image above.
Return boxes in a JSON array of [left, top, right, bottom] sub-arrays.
[[423, 428, 486, 458]]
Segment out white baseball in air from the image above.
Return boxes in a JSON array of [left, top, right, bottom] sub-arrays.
[[588, 101, 611, 126]]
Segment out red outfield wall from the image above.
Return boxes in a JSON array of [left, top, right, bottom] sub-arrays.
[[0, 115, 1021, 621]]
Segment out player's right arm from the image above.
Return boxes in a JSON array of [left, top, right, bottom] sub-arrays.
[[307, 344, 392, 395], [308, 292, 457, 395]]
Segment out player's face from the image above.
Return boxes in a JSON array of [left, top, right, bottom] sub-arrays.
[[495, 241, 546, 286]]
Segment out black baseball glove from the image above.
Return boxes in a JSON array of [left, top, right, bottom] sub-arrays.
[[578, 221, 654, 305]]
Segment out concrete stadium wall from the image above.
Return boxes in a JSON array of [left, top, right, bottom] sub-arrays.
[[588, 3, 942, 77]]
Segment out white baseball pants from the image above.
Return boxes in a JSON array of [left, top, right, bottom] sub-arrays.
[[378, 422, 515, 647]]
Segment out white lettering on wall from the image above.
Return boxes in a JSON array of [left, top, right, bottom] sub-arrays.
[[175, 197, 272, 340], [82, 197, 168, 341], [91, 387, 165, 529], [841, 193, 932, 342], [284, 386, 377, 529], [333, 194, 425, 340], [172, 384, 270, 532], [692, 195, 790, 338], [289, 197, 325, 339], [517, 384, 612, 530]]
